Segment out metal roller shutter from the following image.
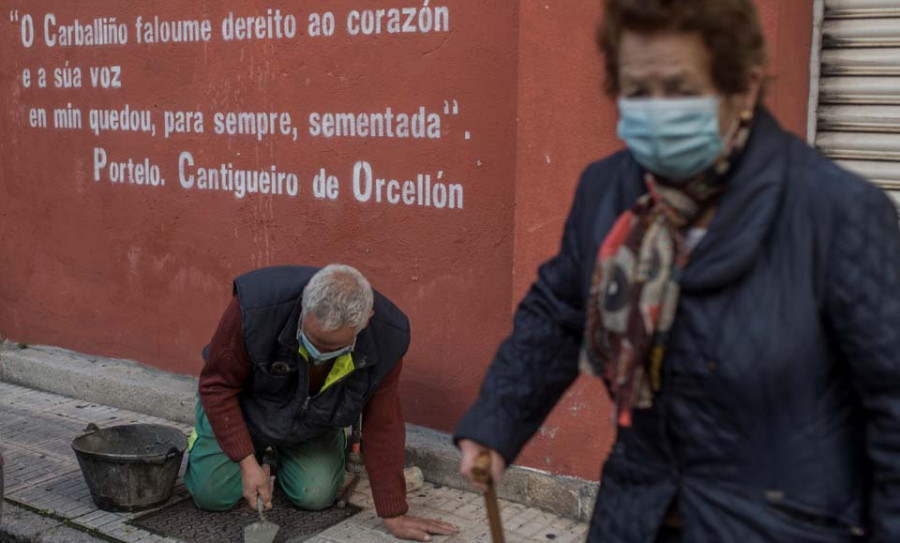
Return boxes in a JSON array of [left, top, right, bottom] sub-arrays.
[[815, 0, 900, 208]]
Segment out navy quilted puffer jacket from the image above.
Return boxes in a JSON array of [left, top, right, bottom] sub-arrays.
[[455, 110, 900, 543]]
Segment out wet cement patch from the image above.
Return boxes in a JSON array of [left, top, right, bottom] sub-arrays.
[[130, 491, 360, 543]]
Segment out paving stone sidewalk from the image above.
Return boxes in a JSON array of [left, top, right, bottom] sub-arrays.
[[0, 382, 588, 543]]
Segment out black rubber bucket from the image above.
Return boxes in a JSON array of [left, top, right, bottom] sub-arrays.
[[72, 423, 187, 512]]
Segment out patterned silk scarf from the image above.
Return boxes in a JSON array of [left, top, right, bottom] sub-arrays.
[[582, 113, 753, 428]]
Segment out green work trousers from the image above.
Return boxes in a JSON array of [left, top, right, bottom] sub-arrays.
[[184, 400, 345, 512]]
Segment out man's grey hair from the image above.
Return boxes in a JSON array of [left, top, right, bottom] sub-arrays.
[[301, 264, 374, 332]]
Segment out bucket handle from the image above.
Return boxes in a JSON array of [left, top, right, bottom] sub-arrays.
[[165, 446, 181, 460], [81, 423, 101, 435]]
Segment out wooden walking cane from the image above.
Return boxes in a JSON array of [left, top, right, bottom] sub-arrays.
[[472, 451, 506, 543]]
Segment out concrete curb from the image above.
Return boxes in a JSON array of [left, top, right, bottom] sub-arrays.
[[0, 503, 106, 543], [0, 343, 195, 425], [405, 425, 599, 521], [0, 342, 599, 522]]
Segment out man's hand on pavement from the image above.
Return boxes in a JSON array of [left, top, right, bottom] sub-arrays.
[[383, 515, 459, 542], [239, 454, 275, 511], [458, 439, 506, 493]]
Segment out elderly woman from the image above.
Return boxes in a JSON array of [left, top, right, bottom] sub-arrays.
[[455, 0, 900, 542]]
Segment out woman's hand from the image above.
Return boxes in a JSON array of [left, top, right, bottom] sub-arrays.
[[458, 439, 506, 492]]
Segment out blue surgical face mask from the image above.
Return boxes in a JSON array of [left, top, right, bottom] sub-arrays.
[[617, 96, 726, 182], [298, 327, 355, 364]]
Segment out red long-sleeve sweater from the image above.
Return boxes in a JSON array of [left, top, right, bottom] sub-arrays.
[[198, 295, 409, 518]]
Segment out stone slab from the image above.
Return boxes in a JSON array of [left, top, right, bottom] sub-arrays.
[[0, 503, 63, 543], [35, 526, 110, 543]]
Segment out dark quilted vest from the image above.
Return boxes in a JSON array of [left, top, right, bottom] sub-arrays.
[[232, 266, 409, 447]]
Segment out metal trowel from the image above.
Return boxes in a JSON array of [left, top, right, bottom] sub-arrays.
[[244, 497, 280, 543]]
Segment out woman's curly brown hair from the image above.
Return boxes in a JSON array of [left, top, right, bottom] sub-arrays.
[[599, 0, 767, 96]]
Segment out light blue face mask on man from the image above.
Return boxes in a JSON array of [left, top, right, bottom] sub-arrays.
[[298, 327, 355, 364], [617, 96, 726, 182]]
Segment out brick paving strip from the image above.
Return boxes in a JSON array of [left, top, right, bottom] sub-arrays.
[[0, 382, 589, 542]]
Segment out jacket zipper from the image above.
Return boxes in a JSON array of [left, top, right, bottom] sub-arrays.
[[766, 492, 865, 537], [301, 356, 370, 411]]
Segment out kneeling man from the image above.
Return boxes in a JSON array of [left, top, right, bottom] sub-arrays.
[[185, 264, 457, 541]]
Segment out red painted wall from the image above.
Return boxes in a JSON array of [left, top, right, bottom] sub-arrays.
[[0, 0, 518, 434], [0, 0, 813, 480]]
